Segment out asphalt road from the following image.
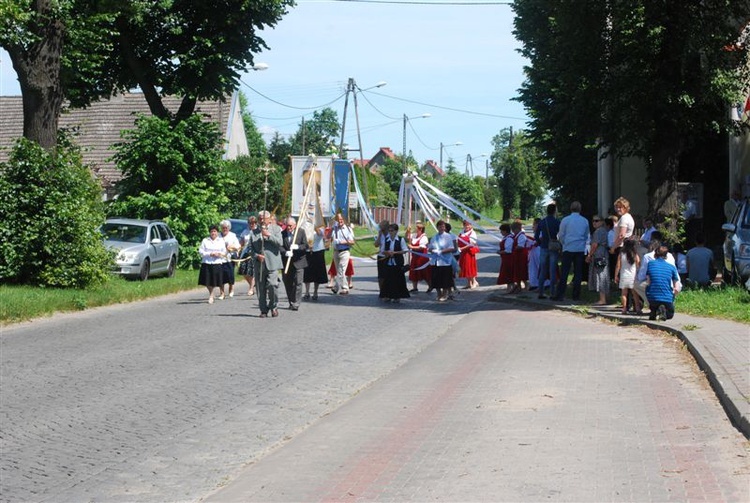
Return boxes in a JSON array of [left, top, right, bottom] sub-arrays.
[[1, 256, 748, 502]]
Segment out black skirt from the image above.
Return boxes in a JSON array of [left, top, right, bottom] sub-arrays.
[[380, 264, 411, 299], [430, 265, 454, 289], [304, 250, 328, 284], [198, 262, 224, 288]]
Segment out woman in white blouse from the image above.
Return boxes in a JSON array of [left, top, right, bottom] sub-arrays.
[[198, 225, 226, 304]]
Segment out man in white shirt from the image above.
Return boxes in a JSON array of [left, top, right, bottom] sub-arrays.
[[553, 201, 590, 301]]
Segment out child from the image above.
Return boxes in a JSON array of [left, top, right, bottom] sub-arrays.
[[496, 223, 515, 293], [615, 239, 642, 315]]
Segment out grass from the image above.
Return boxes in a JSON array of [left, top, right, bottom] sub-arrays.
[[0, 270, 200, 325], [674, 286, 750, 324]]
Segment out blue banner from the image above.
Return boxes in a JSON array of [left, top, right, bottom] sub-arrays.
[[333, 160, 351, 219]]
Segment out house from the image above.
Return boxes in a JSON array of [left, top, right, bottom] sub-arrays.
[[0, 91, 249, 199], [367, 147, 396, 172], [422, 160, 444, 178]]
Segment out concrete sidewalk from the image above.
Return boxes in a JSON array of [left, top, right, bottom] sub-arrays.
[[502, 293, 750, 440]]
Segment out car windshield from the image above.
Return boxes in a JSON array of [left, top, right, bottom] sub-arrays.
[[101, 223, 147, 243], [740, 203, 750, 229]]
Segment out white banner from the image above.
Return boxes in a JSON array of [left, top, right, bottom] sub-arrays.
[[290, 155, 333, 217]]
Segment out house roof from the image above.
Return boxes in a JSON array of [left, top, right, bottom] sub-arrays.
[[423, 159, 444, 177], [0, 93, 232, 189]]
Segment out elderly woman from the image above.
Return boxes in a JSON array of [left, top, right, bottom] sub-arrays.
[[238, 216, 257, 296], [198, 225, 226, 304], [380, 224, 411, 303], [586, 215, 610, 305], [219, 219, 241, 299]]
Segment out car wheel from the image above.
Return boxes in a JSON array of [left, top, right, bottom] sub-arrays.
[[166, 256, 176, 278], [139, 258, 150, 281]]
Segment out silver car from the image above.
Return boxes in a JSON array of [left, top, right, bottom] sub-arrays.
[[721, 197, 750, 285], [101, 218, 179, 280]]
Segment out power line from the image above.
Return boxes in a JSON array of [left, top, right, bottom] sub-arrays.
[[368, 90, 527, 121], [240, 78, 346, 110]]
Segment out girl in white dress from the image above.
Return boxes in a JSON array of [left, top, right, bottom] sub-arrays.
[[615, 239, 642, 314]]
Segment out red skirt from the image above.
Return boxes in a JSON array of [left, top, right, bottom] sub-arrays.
[[329, 259, 354, 276], [408, 249, 431, 282], [496, 254, 514, 285], [511, 248, 528, 282], [458, 250, 478, 278]]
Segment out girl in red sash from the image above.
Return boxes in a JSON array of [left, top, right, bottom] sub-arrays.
[[407, 221, 431, 292], [458, 220, 479, 289]]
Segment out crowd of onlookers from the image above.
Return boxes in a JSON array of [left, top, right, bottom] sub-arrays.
[[192, 196, 722, 321]]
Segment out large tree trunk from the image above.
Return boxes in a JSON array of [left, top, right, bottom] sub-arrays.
[[7, 0, 65, 151], [647, 133, 682, 239]]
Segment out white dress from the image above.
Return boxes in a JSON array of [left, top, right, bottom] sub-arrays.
[[618, 251, 637, 289]]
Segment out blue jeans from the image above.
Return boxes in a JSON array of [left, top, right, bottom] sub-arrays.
[[538, 248, 559, 296], [555, 251, 585, 300]]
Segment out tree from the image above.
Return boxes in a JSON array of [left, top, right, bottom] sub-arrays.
[[112, 114, 226, 197], [222, 157, 286, 217], [440, 172, 486, 216], [289, 108, 341, 157], [0, 0, 294, 148], [491, 128, 547, 221], [513, 0, 750, 226], [239, 92, 268, 159]]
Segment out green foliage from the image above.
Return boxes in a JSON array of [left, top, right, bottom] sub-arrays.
[[222, 157, 286, 217], [0, 137, 112, 288], [439, 172, 486, 217], [238, 92, 268, 159], [106, 180, 228, 268], [113, 114, 226, 197], [268, 108, 341, 162], [379, 158, 405, 194], [492, 128, 548, 220]]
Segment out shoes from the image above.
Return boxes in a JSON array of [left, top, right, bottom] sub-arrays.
[[208, 296, 214, 304], [272, 309, 279, 318], [290, 306, 299, 311], [339, 290, 349, 295], [348, 284, 354, 289], [657, 305, 667, 321], [247, 290, 254, 297], [312, 294, 318, 301], [229, 292, 234, 298], [303, 293, 311, 300], [462, 285, 472, 290], [259, 313, 267, 318], [426, 287, 434, 293], [409, 288, 419, 293], [218, 294, 225, 300], [437, 296, 447, 302]]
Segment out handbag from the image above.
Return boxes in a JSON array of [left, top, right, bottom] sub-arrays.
[[594, 257, 608, 268], [469, 246, 480, 255], [544, 218, 562, 252]]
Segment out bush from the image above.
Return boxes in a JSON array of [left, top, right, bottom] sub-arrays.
[[0, 138, 112, 288], [107, 181, 228, 268]]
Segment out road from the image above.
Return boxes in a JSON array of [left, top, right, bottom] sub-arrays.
[[1, 256, 748, 502]]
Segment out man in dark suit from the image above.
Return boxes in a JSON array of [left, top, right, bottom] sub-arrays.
[[281, 216, 308, 311]]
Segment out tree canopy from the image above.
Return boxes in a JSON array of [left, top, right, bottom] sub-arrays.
[[513, 0, 750, 222]]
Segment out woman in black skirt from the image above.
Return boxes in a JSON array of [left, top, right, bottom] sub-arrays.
[[380, 224, 411, 303], [303, 226, 329, 300], [198, 225, 226, 304]]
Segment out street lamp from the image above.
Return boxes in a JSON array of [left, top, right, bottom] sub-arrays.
[[250, 62, 269, 71], [465, 153, 488, 176], [440, 141, 462, 171], [403, 113, 431, 173]]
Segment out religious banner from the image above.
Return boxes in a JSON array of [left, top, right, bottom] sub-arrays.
[[290, 155, 333, 218]]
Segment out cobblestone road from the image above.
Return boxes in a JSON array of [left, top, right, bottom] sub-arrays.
[[2, 258, 748, 502]]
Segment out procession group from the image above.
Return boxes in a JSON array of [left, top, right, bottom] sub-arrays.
[[197, 196, 700, 321]]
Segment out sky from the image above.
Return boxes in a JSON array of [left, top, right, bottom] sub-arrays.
[[0, 0, 530, 176]]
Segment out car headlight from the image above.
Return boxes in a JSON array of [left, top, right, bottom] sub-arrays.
[[739, 243, 750, 259], [118, 252, 140, 264]]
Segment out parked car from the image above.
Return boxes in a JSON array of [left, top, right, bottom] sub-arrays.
[[721, 197, 750, 286], [100, 218, 179, 280]]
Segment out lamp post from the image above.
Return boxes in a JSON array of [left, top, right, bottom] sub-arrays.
[[440, 141, 462, 171], [465, 153, 488, 176], [402, 113, 431, 173], [250, 62, 269, 71]]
